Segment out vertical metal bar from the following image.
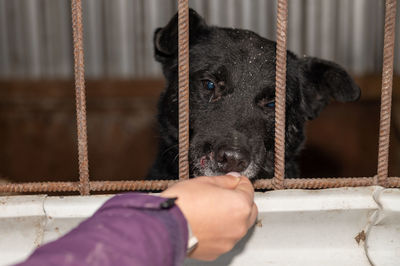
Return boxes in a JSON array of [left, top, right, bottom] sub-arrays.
[[71, 0, 90, 195], [377, 0, 397, 187], [178, 0, 189, 180], [272, 0, 288, 190]]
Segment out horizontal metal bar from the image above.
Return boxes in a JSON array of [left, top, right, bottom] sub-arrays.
[[1, 177, 400, 193], [254, 177, 374, 189], [0, 180, 176, 193]]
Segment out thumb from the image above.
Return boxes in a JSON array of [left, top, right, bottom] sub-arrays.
[[234, 177, 255, 204], [209, 172, 241, 189]]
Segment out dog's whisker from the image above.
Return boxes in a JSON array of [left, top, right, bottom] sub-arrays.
[[254, 162, 270, 174], [172, 153, 179, 163], [161, 144, 179, 158]]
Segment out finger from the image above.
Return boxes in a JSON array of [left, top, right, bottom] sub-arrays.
[[203, 174, 241, 189], [247, 203, 258, 228], [226, 172, 241, 178], [234, 177, 254, 204]]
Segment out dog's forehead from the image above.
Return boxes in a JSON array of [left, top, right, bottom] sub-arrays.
[[190, 28, 279, 86], [195, 28, 275, 63]]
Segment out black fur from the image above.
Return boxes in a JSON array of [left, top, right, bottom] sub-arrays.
[[148, 9, 360, 180]]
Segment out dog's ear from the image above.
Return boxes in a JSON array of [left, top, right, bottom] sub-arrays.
[[298, 57, 361, 120], [154, 8, 208, 63]]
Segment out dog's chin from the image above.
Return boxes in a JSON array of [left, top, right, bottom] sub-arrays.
[[193, 161, 260, 179]]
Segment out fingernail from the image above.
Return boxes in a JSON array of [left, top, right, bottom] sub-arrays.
[[227, 172, 241, 177]]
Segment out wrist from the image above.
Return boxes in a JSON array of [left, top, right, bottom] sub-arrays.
[[186, 220, 199, 254], [160, 194, 198, 254]]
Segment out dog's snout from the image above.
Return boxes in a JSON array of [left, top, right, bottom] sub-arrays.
[[215, 147, 250, 173]]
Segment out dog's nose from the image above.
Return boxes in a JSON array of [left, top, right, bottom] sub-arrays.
[[215, 147, 250, 173]]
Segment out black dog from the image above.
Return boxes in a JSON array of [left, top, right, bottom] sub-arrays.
[[148, 9, 360, 180]]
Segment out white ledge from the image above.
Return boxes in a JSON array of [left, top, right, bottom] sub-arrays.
[[0, 187, 399, 266]]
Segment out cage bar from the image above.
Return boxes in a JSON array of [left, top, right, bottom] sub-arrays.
[[272, 0, 288, 190], [178, 0, 190, 180], [377, 0, 397, 187], [71, 0, 90, 195], [2, 177, 400, 194], [1, 1, 400, 194]]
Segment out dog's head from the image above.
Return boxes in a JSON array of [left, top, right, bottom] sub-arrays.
[[154, 9, 360, 179]]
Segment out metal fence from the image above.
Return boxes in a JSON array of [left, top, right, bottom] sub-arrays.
[[0, 0, 399, 194]]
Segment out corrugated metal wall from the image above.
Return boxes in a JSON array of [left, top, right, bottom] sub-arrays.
[[0, 0, 399, 79]]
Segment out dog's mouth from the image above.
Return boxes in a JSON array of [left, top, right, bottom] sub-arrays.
[[199, 154, 210, 168], [194, 151, 260, 179], [190, 134, 269, 179]]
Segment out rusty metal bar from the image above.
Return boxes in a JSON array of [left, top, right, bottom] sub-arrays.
[[178, 0, 190, 180], [89, 180, 177, 191], [0, 180, 176, 193], [377, 0, 397, 187], [0, 182, 79, 193], [71, 0, 90, 195], [254, 178, 374, 190], [2, 177, 400, 194], [272, 0, 288, 190], [387, 177, 400, 188]]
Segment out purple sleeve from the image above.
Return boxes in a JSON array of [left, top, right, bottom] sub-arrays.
[[16, 193, 188, 266]]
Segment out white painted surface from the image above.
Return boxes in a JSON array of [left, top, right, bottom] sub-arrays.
[[41, 196, 111, 245], [0, 187, 399, 266], [0, 195, 47, 266], [367, 189, 400, 266]]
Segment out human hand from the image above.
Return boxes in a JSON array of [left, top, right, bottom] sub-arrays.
[[161, 173, 258, 261]]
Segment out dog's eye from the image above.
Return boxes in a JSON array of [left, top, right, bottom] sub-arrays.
[[207, 81, 215, 90], [257, 98, 275, 111], [203, 80, 216, 90], [266, 101, 275, 108]]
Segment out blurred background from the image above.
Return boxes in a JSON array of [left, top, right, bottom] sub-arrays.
[[0, 0, 399, 184]]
